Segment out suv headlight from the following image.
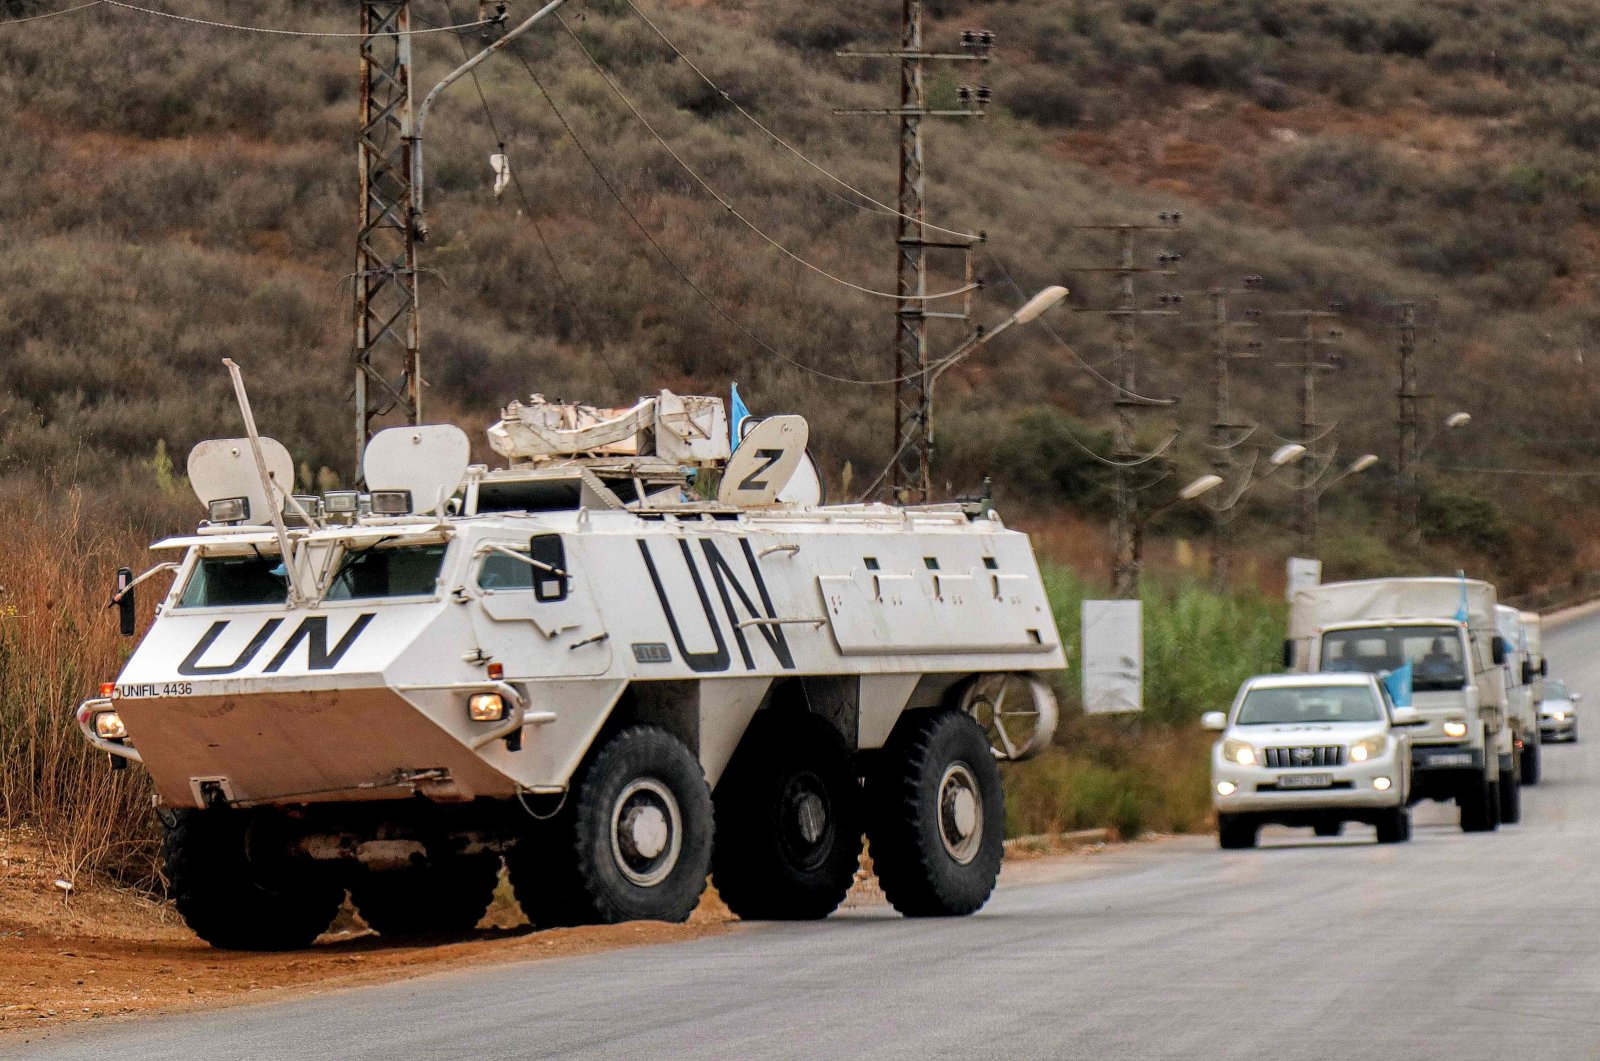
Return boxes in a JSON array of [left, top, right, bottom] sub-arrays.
[[1221, 738, 1257, 766], [1442, 720, 1469, 739], [94, 711, 128, 740], [1349, 735, 1386, 763]]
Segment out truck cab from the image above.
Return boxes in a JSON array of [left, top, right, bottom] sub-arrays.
[[1288, 578, 1512, 833]]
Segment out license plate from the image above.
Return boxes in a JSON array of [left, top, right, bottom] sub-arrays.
[[1427, 753, 1472, 767], [1277, 773, 1332, 789]]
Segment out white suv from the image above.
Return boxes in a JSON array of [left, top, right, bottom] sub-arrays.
[[1204, 673, 1420, 849]]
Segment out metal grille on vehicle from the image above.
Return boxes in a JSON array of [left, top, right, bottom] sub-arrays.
[[1263, 746, 1345, 768]]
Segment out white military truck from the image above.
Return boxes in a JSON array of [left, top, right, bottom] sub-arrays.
[[1520, 609, 1548, 778], [1496, 605, 1543, 787], [76, 391, 1064, 950], [1286, 577, 1514, 832]]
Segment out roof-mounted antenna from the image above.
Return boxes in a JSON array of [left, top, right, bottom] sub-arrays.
[[222, 358, 308, 606]]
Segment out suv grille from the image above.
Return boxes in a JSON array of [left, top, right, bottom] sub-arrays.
[[1264, 746, 1345, 768]]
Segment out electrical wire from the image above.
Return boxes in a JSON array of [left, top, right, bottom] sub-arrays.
[[620, 0, 981, 245], [436, 2, 624, 391], [554, 13, 975, 305], [507, 38, 968, 388], [0, 0, 102, 26], [98, 0, 495, 37]]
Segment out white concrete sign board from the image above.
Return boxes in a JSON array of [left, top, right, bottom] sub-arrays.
[[1082, 599, 1142, 714], [1286, 557, 1323, 601]]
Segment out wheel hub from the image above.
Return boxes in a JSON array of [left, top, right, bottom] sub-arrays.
[[610, 778, 682, 887], [778, 773, 834, 871], [938, 763, 983, 865], [794, 791, 827, 846]]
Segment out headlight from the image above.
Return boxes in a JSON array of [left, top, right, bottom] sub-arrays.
[[1221, 738, 1257, 766], [1349, 736, 1386, 763], [1442, 721, 1469, 739], [1373, 776, 1393, 791], [94, 711, 128, 740], [468, 693, 507, 722], [1215, 780, 1238, 796], [1550, 711, 1568, 721]]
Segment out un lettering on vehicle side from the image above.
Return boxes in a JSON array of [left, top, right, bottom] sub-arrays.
[[177, 614, 376, 676], [636, 538, 796, 674]]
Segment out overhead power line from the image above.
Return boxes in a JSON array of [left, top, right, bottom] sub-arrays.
[[554, 13, 975, 305], [98, 1, 496, 37], [0, 0, 102, 26]]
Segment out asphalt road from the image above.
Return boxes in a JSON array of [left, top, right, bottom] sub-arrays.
[[11, 609, 1600, 1060]]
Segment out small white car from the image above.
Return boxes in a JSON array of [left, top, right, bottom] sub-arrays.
[[1538, 679, 1580, 743], [1204, 673, 1420, 849]]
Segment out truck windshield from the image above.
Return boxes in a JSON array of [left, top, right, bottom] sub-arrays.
[[178, 553, 288, 608], [1236, 686, 1382, 725], [1320, 624, 1466, 691], [325, 543, 447, 600]]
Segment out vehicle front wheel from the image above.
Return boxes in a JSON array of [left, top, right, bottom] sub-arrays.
[[1521, 738, 1542, 786], [1498, 762, 1522, 824], [1374, 806, 1411, 844], [1458, 771, 1498, 833], [162, 809, 342, 951], [867, 710, 1004, 917], [1217, 813, 1259, 850], [712, 712, 863, 921], [524, 725, 713, 926]]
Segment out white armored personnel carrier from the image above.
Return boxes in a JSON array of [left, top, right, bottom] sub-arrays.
[[77, 391, 1064, 950]]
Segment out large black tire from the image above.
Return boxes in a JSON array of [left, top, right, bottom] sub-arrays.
[[513, 725, 712, 926], [1217, 813, 1259, 850], [1521, 737, 1542, 786], [1313, 821, 1343, 838], [867, 710, 1004, 917], [1498, 761, 1522, 824], [1458, 770, 1498, 833], [1374, 805, 1412, 844], [712, 712, 864, 921], [350, 856, 500, 939], [162, 809, 342, 951]]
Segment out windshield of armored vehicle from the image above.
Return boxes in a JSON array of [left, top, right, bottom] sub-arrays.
[[325, 542, 447, 600], [1320, 624, 1466, 691], [1236, 686, 1382, 725], [178, 553, 288, 608]]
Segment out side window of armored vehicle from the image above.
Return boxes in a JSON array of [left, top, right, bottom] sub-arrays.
[[178, 554, 288, 608], [326, 543, 448, 601], [476, 536, 569, 602]]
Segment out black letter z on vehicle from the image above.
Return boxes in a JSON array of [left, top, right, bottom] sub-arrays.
[[738, 449, 785, 492]]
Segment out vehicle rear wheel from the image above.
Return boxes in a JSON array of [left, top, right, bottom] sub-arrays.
[[1312, 821, 1343, 838], [867, 710, 1004, 917], [1498, 761, 1522, 824], [162, 809, 342, 951], [712, 712, 863, 921], [1217, 813, 1258, 850], [1458, 770, 1498, 833], [1374, 806, 1411, 844], [516, 725, 712, 926], [1521, 737, 1542, 786], [350, 855, 499, 938]]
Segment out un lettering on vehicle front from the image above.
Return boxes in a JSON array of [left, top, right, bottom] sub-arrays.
[[115, 683, 194, 698]]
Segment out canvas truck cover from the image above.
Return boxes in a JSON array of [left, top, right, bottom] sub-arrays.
[[1288, 577, 1497, 642]]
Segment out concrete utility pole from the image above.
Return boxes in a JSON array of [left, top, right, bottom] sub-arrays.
[[1395, 301, 1423, 545], [1068, 219, 1182, 598], [354, 0, 422, 479], [1273, 309, 1343, 554], [837, 9, 992, 503], [1204, 279, 1263, 589]]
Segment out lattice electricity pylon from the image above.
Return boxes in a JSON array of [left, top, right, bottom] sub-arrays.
[[353, 0, 421, 479], [837, 9, 992, 504]]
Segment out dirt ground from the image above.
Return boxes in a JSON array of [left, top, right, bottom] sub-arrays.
[[0, 827, 1119, 1038]]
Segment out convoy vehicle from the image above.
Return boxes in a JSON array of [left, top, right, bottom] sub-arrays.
[[1520, 610, 1549, 773], [1496, 605, 1543, 787], [76, 391, 1064, 950], [1538, 679, 1579, 743], [1203, 673, 1418, 847], [1287, 577, 1514, 832]]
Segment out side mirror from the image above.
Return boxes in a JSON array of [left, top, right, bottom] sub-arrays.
[[1390, 707, 1424, 727], [1522, 660, 1535, 684], [1572, 693, 1584, 702], [1491, 635, 1506, 666], [1201, 711, 1228, 732], [1282, 639, 1294, 670], [115, 567, 136, 638]]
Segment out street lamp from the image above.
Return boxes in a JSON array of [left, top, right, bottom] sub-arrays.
[[1400, 410, 1471, 544], [1120, 473, 1224, 597], [1301, 452, 1380, 554], [1207, 443, 1307, 590]]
